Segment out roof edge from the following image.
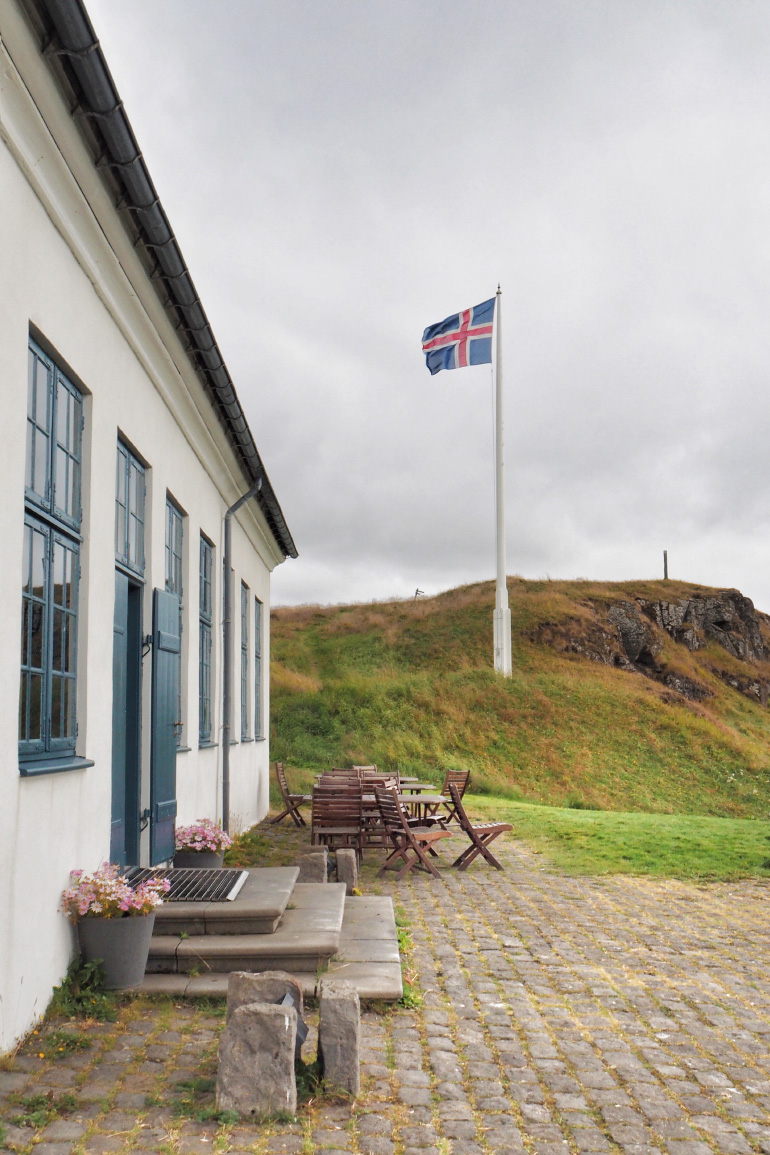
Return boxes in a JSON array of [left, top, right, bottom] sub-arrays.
[[19, 0, 298, 559]]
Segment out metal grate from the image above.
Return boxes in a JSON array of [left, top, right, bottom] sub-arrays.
[[127, 867, 248, 903]]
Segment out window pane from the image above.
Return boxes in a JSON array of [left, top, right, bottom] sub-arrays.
[[65, 613, 76, 673], [35, 357, 49, 426], [67, 390, 79, 453], [53, 541, 65, 606], [31, 528, 46, 599], [57, 380, 68, 446], [29, 603, 44, 670], [25, 423, 33, 490], [19, 673, 28, 741], [21, 602, 29, 666], [32, 429, 48, 498], [27, 352, 35, 419], [116, 449, 126, 504], [52, 609, 65, 672], [64, 678, 75, 739], [51, 676, 62, 738], [63, 546, 74, 610], [115, 502, 125, 560], [67, 457, 78, 521], [27, 673, 42, 741]]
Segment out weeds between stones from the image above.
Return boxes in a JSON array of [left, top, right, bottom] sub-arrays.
[[8, 1091, 78, 1129], [47, 957, 120, 1022]]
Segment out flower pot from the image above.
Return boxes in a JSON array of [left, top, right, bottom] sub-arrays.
[[77, 911, 156, 990], [173, 849, 224, 869]]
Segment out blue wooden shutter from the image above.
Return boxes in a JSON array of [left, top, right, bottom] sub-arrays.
[[110, 572, 129, 867], [150, 587, 180, 864]]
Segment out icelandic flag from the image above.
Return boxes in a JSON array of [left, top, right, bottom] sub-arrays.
[[422, 297, 495, 375]]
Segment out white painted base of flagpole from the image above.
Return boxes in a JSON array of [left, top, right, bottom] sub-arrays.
[[493, 607, 512, 677]]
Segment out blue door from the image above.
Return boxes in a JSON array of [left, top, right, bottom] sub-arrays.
[[150, 587, 180, 864], [111, 571, 142, 866]]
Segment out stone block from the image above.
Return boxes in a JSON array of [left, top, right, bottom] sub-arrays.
[[335, 848, 358, 893], [296, 849, 328, 883], [216, 1002, 297, 1119], [226, 970, 304, 1022], [318, 977, 360, 1097]]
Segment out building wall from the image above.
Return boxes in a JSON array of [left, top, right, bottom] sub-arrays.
[[0, 2, 284, 1052]]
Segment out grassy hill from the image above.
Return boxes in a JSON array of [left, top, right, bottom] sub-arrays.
[[269, 578, 770, 819]]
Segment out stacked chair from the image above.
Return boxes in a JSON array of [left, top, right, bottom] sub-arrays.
[[311, 771, 364, 860]]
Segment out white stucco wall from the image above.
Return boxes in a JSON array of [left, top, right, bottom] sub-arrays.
[[0, 2, 285, 1052]]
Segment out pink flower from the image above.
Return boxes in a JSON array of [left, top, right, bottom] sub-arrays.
[[60, 862, 168, 922], [175, 818, 232, 853]]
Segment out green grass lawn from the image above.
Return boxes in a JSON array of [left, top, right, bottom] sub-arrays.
[[468, 793, 770, 880]]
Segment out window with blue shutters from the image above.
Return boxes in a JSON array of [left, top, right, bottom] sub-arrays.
[[20, 341, 84, 771], [254, 597, 263, 739], [199, 535, 214, 744]]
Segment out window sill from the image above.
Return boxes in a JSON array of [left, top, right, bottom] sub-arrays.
[[198, 741, 218, 750], [254, 736, 266, 743], [20, 755, 94, 778], [176, 745, 192, 753], [241, 737, 254, 743]]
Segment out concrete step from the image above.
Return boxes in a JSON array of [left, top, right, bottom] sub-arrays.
[[152, 867, 299, 937], [147, 882, 346, 975], [139, 895, 403, 1002]]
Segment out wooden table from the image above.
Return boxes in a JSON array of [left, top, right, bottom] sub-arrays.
[[397, 792, 448, 824], [398, 782, 437, 794]]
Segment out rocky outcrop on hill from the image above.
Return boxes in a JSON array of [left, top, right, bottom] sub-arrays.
[[639, 590, 764, 661], [533, 588, 770, 705]]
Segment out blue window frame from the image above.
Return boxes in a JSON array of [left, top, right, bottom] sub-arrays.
[[199, 535, 213, 743], [27, 340, 82, 530], [241, 582, 249, 740], [254, 597, 262, 739], [165, 498, 184, 746], [20, 341, 82, 769], [115, 442, 145, 574]]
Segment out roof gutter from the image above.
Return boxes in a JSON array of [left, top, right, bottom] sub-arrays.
[[28, 0, 298, 559]]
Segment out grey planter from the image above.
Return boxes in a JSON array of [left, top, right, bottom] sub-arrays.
[[173, 849, 224, 869], [77, 911, 156, 990]]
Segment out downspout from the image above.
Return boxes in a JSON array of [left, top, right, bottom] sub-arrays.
[[222, 480, 262, 834]]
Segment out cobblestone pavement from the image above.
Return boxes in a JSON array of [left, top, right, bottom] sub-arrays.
[[3, 831, 770, 1155]]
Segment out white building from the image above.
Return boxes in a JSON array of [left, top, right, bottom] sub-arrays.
[[0, 0, 297, 1052]]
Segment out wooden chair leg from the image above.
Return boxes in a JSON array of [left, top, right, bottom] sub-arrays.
[[453, 832, 504, 871]]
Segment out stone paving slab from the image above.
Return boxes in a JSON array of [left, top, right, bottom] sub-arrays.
[[5, 827, 770, 1154], [153, 867, 300, 937]]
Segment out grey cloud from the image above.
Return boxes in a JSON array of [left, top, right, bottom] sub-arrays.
[[87, 0, 770, 609]]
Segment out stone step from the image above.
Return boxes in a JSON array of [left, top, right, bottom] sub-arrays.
[[147, 882, 347, 974], [139, 895, 403, 1001], [152, 866, 299, 937]]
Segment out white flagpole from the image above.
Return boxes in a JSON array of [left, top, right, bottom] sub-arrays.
[[493, 284, 512, 676]]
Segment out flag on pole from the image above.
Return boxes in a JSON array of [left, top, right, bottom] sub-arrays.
[[421, 297, 495, 375]]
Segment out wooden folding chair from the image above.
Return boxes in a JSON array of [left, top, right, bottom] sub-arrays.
[[311, 781, 364, 860], [270, 762, 312, 827], [447, 782, 512, 870], [374, 786, 452, 880], [439, 769, 471, 826]]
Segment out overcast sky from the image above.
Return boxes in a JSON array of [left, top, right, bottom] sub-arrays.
[[87, 0, 770, 610]]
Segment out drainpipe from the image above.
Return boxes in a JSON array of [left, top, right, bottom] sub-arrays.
[[222, 480, 262, 833]]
